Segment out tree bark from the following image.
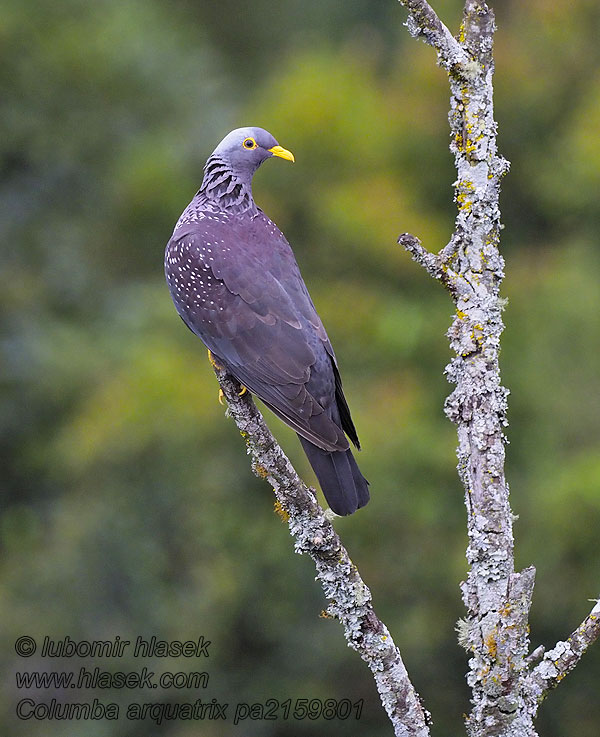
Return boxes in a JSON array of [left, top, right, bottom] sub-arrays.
[[398, 1, 600, 736], [401, 0, 537, 731]]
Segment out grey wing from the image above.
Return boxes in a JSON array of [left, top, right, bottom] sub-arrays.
[[165, 223, 349, 452]]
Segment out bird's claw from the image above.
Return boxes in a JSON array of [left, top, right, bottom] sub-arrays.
[[218, 386, 246, 405]]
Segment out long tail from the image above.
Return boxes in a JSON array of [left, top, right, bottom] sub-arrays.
[[298, 436, 370, 516]]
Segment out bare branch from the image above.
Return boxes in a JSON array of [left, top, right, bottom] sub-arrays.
[[214, 368, 431, 737], [398, 0, 474, 76], [526, 600, 600, 701], [398, 232, 460, 295], [397, 2, 560, 735], [398, 0, 599, 730]]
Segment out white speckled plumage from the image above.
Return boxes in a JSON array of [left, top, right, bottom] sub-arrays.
[[165, 128, 369, 514]]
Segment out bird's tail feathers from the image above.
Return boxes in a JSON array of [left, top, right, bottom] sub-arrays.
[[298, 436, 370, 516]]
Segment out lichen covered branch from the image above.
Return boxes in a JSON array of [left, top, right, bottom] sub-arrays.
[[526, 600, 600, 701], [397, 1, 548, 735], [397, 0, 599, 733], [398, 233, 460, 295], [214, 368, 431, 737], [399, 0, 473, 76]]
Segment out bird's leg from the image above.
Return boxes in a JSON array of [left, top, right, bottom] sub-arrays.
[[209, 351, 228, 404], [209, 352, 248, 403], [207, 349, 222, 369]]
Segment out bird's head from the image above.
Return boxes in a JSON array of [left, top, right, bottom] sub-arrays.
[[211, 127, 295, 177]]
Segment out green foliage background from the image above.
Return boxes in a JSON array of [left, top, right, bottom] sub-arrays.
[[2, 0, 599, 735]]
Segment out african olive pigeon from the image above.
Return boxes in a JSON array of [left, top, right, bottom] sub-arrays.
[[164, 127, 369, 515]]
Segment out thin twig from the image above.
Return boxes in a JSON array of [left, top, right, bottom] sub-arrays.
[[398, 233, 459, 295], [526, 599, 600, 700]]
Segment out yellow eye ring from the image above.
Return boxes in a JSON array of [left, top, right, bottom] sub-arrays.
[[243, 137, 258, 150]]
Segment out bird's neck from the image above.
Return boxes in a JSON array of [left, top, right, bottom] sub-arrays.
[[198, 155, 257, 214]]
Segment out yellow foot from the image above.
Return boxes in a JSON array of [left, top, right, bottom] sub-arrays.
[[208, 350, 222, 369], [218, 386, 246, 405]]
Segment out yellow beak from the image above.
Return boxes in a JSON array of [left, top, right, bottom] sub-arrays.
[[268, 145, 295, 163]]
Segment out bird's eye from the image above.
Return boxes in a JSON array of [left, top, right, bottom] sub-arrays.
[[243, 137, 258, 150]]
